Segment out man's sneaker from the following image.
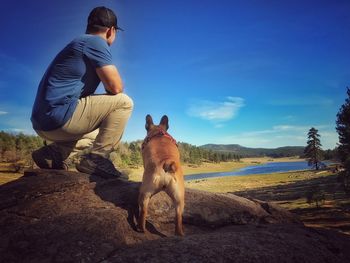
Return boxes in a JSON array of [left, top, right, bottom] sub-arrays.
[[32, 145, 69, 170], [76, 153, 123, 179]]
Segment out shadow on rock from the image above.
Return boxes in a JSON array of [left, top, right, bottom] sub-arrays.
[[89, 175, 168, 238]]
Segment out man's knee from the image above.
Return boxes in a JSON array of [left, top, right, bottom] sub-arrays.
[[116, 93, 134, 112]]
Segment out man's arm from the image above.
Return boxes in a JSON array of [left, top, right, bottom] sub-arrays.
[[96, 65, 123, 94]]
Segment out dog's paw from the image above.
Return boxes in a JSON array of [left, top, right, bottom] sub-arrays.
[[136, 224, 146, 233], [175, 228, 184, 237]]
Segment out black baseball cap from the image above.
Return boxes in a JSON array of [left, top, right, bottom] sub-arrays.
[[87, 6, 123, 31]]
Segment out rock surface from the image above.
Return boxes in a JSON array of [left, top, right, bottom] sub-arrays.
[[0, 169, 349, 263]]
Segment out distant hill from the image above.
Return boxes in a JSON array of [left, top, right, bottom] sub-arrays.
[[200, 144, 305, 158]]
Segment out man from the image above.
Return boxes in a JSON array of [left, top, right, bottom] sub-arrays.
[[31, 6, 133, 178]]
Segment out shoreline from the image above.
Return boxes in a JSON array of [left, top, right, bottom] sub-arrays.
[[126, 156, 304, 182], [182, 156, 305, 175]]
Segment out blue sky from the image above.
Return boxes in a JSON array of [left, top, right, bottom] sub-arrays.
[[0, 0, 349, 149]]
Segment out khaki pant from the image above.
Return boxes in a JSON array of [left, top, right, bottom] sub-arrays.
[[35, 93, 133, 160]]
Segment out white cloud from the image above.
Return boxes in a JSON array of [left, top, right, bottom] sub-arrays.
[[0, 111, 8, 115], [187, 97, 244, 123]]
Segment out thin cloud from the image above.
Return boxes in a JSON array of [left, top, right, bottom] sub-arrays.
[[268, 96, 333, 106], [182, 49, 280, 74], [242, 124, 330, 136], [272, 125, 310, 132], [187, 97, 245, 123], [282, 115, 296, 121], [217, 124, 337, 149], [0, 104, 34, 134], [0, 53, 33, 76], [214, 123, 225, 129], [3, 128, 31, 134]]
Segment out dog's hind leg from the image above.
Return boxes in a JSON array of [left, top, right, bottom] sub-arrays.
[[138, 190, 152, 233], [175, 194, 185, 236], [166, 180, 185, 236]]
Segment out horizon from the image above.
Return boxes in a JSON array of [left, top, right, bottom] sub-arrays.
[[1, 0, 349, 150], [0, 129, 322, 151]]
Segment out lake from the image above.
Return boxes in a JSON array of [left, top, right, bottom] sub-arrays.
[[185, 161, 316, 181]]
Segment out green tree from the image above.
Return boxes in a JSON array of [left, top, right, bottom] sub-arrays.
[[212, 152, 219, 163], [336, 87, 350, 189], [336, 88, 350, 162], [129, 142, 142, 167], [0, 131, 16, 161], [304, 127, 323, 170]]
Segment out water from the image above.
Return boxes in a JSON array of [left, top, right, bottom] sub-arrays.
[[185, 161, 320, 181]]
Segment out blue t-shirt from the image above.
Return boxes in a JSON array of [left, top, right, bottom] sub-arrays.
[[31, 34, 112, 131]]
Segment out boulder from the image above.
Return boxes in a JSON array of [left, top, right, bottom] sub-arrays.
[[0, 169, 349, 263]]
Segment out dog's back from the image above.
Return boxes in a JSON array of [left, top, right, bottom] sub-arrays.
[[142, 133, 183, 193], [162, 159, 177, 174], [138, 115, 185, 236]]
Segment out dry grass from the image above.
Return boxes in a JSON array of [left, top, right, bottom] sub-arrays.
[[0, 162, 25, 185], [185, 170, 329, 193], [186, 170, 350, 236], [0, 172, 23, 185]]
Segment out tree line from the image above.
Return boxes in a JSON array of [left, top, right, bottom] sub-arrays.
[[110, 141, 241, 169], [0, 130, 340, 169], [0, 133, 241, 169], [0, 131, 44, 170]]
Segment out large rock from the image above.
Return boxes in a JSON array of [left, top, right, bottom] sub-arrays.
[[0, 169, 349, 263]]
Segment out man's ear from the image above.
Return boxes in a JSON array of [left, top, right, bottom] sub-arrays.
[[106, 27, 113, 38], [106, 27, 115, 44], [145, 114, 154, 131], [159, 115, 169, 131]]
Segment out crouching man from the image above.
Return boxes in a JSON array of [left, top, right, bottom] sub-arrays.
[[31, 6, 133, 178]]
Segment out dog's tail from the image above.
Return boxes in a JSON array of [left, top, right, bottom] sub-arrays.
[[162, 159, 177, 174]]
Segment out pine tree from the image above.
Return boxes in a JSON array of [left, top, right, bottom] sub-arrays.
[[336, 87, 350, 177], [304, 127, 323, 170]]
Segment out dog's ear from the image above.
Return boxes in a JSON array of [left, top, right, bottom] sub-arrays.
[[145, 114, 154, 131], [159, 115, 169, 131]]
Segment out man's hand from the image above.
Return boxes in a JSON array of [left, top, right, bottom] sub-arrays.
[[96, 65, 123, 94]]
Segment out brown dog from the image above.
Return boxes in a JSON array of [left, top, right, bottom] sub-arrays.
[[138, 115, 185, 236]]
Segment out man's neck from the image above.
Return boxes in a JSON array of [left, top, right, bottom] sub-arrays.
[[89, 32, 108, 42]]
